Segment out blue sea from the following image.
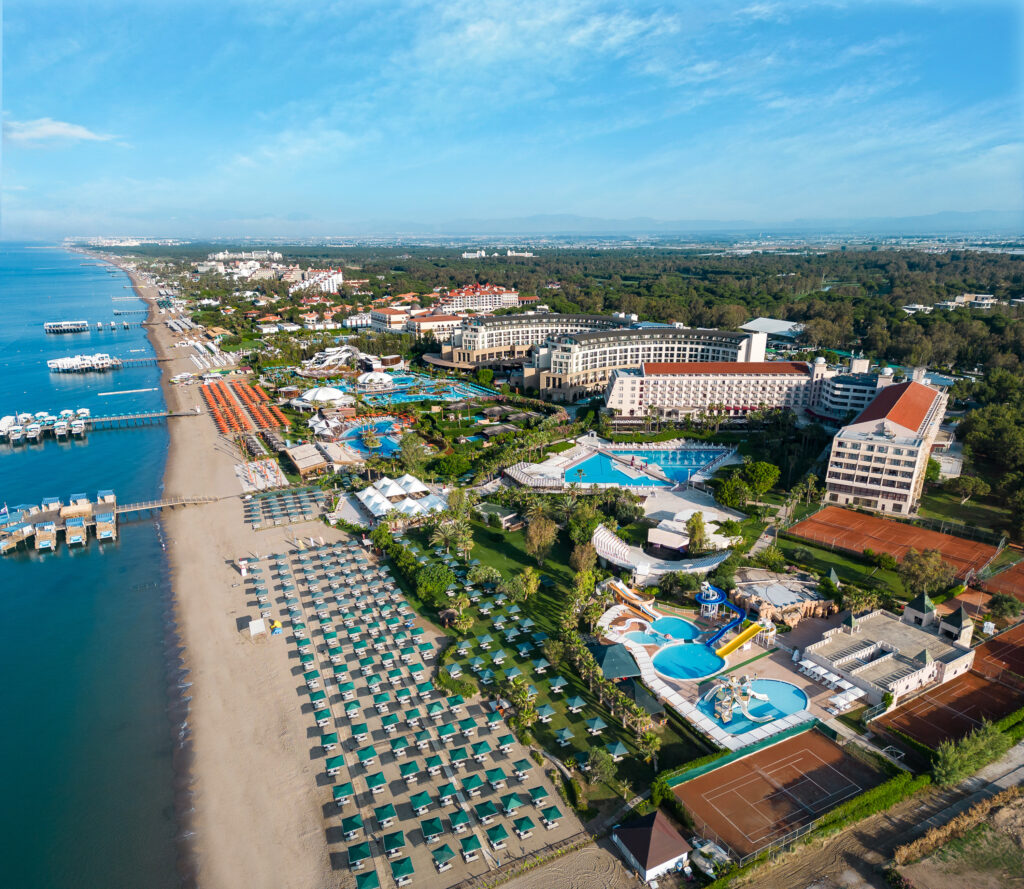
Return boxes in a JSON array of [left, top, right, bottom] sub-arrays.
[[0, 243, 181, 888]]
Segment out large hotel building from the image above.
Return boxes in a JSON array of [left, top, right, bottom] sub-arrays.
[[823, 380, 947, 514], [431, 312, 767, 401]]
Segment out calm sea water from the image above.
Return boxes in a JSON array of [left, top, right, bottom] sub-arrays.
[[0, 243, 180, 889]]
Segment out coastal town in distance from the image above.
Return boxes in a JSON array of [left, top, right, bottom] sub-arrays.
[[3, 3, 1023, 889]]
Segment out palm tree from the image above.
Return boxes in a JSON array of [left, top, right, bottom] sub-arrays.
[[637, 730, 662, 769], [452, 592, 470, 614], [430, 522, 459, 554]]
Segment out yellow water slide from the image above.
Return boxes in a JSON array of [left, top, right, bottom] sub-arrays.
[[714, 622, 764, 657]]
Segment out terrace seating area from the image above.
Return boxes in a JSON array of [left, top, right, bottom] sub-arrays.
[[241, 538, 575, 887], [797, 660, 867, 713]]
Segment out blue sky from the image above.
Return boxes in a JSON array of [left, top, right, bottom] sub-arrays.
[[2, 0, 1021, 237]]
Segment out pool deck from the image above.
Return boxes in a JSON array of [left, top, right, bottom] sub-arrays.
[[599, 606, 827, 750]]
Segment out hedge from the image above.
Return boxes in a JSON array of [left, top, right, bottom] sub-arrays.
[[994, 701, 1024, 732], [815, 772, 932, 836], [435, 668, 478, 699]]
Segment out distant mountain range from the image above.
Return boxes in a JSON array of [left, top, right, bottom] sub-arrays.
[[381, 209, 1023, 237]]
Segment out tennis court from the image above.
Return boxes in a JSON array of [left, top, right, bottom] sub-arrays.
[[982, 560, 1024, 602], [789, 506, 997, 577], [975, 622, 1024, 678], [673, 729, 884, 857], [876, 671, 1024, 747]]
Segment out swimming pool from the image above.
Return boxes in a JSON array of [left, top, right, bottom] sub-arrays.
[[341, 419, 404, 457], [361, 372, 496, 406], [697, 679, 808, 734], [652, 643, 725, 680], [569, 448, 725, 486], [626, 616, 701, 646]]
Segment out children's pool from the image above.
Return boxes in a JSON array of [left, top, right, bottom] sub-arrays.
[[652, 643, 725, 680], [569, 448, 724, 486], [626, 616, 701, 645], [697, 679, 808, 734]]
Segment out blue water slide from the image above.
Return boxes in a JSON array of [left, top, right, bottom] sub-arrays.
[[699, 583, 748, 649]]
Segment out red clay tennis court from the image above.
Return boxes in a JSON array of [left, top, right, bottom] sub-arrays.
[[975, 622, 1024, 677], [673, 729, 885, 857], [876, 671, 1024, 747], [789, 506, 997, 577], [982, 561, 1024, 602]]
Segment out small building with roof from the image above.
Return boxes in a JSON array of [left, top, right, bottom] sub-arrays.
[[586, 642, 641, 681], [612, 810, 692, 882]]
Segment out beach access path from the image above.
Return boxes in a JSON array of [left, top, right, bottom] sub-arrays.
[[131, 268, 342, 889]]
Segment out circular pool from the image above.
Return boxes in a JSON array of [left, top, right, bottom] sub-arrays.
[[652, 643, 725, 680], [697, 679, 808, 734], [625, 616, 701, 646]]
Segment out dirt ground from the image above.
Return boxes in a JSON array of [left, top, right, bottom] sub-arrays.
[[898, 796, 1024, 889], [499, 839, 636, 889], [735, 785, 972, 889]]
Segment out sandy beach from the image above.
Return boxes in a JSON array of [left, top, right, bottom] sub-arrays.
[[108, 264, 590, 889], [124, 267, 340, 889]]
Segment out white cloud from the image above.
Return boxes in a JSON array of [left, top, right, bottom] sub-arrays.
[[3, 117, 114, 145]]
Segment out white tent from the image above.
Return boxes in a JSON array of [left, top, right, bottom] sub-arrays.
[[396, 474, 429, 495], [301, 386, 352, 404]]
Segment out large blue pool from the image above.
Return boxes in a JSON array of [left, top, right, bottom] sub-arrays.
[[569, 448, 724, 486], [697, 679, 808, 734], [652, 644, 725, 680], [626, 616, 701, 646], [341, 419, 403, 457]]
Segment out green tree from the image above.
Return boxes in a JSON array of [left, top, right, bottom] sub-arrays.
[[398, 433, 429, 474], [430, 521, 460, 554], [950, 475, 991, 505], [925, 457, 942, 484], [521, 566, 541, 600], [587, 747, 616, 786], [568, 502, 603, 545], [569, 542, 597, 574], [932, 720, 1012, 785], [525, 515, 558, 565], [686, 511, 708, 554], [476, 367, 494, 386], [898, 548, 957, 599], [467, 564, 501, 586], [415, 563, 455, 606], [989, 592, 1023, 620], [743, 461, 781, 499], [717, 473, 751, 510]]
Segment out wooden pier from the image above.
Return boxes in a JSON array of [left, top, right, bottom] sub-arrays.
[[1, 492, 219, 554]]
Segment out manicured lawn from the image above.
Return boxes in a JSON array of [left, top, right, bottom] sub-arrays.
[[777, 536, 907, 598], [403, 520, 709, 805], [918, 489, 1012, 535]]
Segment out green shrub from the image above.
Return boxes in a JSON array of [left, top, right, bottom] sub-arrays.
[[932, 720, 1012, 785]]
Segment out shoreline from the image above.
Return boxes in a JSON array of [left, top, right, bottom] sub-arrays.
[[101, 252, 343, 889]]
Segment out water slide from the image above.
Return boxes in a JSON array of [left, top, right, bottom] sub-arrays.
[[701, 584, 747, 649], [715, 622, 763, 657]]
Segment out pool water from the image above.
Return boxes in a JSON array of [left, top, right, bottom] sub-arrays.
[[626, 616, 701, 646], [697, 679, 808, 734], [569, 448, 724, 486], [341, 419, 403, 457], [652, 643, 725, 680]]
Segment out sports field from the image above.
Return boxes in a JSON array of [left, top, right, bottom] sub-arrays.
[[789, 507, 997, 577], [877, 671, 1024, 747], [673, 729, 885, 857], [974, 622, 1024, 678]]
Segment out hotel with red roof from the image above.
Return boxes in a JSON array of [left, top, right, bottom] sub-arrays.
[[824, 379, 947, 514]]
